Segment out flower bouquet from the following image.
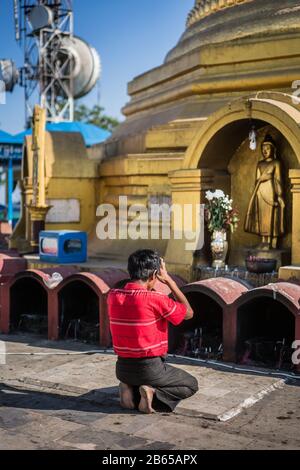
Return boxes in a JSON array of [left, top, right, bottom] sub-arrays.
[[205, 190, 239, 234], [204, 190, 239, 268]]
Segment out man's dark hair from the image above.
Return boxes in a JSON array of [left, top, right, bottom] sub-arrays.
[[127, 250, 161, 281]]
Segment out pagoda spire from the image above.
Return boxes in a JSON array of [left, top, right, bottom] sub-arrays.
[[187, 0, 253, 28]]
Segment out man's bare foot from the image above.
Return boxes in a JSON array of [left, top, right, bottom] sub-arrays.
[[119, 382, 135, 410], [138, 385, 156, 414]]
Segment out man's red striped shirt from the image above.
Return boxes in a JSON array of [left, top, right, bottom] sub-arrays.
[[107, 282, 187, 358]]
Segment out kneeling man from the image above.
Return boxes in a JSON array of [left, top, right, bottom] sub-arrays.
[[108, 249, 198, 413]]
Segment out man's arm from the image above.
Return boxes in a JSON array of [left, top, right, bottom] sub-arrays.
[[156, 259, 194, 320]]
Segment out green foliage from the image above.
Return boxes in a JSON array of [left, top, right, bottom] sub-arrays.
[[74, 104, 120, 133], [205, 190, 239, 234]]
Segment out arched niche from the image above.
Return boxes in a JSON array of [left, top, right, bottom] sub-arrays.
[[181, 93, 300, 266]]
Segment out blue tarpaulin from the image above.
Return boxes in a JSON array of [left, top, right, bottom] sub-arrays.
[[0, 130, 18, 145], [13, 121, 111, 147]]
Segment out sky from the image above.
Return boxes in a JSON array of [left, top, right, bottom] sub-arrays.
[[0, 0, 194, 134]]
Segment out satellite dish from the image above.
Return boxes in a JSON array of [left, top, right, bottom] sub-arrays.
[[28, 5, 53, 32], [0, 59, 19, 92], [54, 36, 101, 99], [6, 1, 102, 122]]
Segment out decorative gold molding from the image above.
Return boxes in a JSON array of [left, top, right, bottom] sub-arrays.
[[187, 0, 253, 28]]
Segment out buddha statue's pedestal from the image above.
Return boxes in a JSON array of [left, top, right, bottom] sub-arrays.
[[229, 246, 291, 270], [241, 247, 291, 270]]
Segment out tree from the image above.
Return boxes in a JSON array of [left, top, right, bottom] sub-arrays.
[[74, 104, 119, 133]]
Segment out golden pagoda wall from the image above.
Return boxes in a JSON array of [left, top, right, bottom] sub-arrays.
[[187, 0, 253, 27], [93, 1, 300, 279]]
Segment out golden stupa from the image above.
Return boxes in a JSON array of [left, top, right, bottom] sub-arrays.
[[13, 0, 300, 280], [88, 0, 300, 279]]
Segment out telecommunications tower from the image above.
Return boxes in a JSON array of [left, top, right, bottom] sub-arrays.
[[0, 0, 101, 125]]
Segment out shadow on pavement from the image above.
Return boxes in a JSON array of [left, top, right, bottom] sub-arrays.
[[0, 382, 136, 416]]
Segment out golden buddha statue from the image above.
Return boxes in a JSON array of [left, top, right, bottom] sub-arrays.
[[244, 135, 285, 249]]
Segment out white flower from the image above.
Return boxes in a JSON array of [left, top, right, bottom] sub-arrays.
[[214, 189, 225, 199], [205, 190, 214, 201]]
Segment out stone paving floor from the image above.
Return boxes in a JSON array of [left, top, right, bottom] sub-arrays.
[[0, 334, 300, 450]]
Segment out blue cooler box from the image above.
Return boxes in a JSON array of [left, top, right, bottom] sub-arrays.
[[39, 230, 87, 263]]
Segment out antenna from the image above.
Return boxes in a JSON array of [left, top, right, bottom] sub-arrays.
[[0, 0, 101, 126], [13, 0, 21, 43], [20, 0, 75, 125]]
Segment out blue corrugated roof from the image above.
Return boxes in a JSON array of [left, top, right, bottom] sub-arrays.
[[12, 121, 110, 147], [49, 122, 111, 147], [0, 130, 18, 145], [11, 129, 31, 145]]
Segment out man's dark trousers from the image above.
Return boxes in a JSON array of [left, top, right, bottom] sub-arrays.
[[116, 356, 198, 411]]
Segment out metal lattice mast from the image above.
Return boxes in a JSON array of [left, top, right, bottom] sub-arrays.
[[15, 0, 74, 125]]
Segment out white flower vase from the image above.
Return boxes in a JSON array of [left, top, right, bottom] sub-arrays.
[[210, 230, 228, 269]]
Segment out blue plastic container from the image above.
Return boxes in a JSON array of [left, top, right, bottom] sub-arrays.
[[39, 231, 87, 264]]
